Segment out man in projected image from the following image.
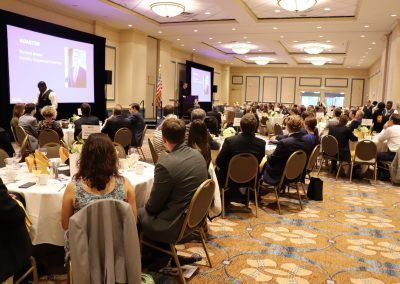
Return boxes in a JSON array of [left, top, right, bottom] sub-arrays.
[[68, 48, 87, 88]]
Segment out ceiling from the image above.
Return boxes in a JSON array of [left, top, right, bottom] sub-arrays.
[[16, 0, 400, 69]]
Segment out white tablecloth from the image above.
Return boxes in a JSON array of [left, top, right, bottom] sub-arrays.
[[62, 127, 75, 147], [0, 162, 154, 246]]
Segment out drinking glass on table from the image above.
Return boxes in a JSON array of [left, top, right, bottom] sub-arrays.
[[32, 164, 41, 184], [39, 147, 47, 157]]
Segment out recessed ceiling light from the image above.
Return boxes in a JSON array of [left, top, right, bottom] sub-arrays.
[[232, 28, 236, 31], [243, 36, 248, 39], [218, 41, 222, 44], [293, 40, 298, 43], [326, 40, 331, 43], [247, 41, 252, 43], [192, 48, 196, 51], [177, 38, 181, 41], [364, 25, 370, 28], [328, 49, 332, 52], [275, 9, 281, 13], [361, 35, 366, 38], [324, 7, 331, 11], [158, 30, 162, 33], [205, 12, 211, 15], [368, 47, 372, 50], [258, 49, 262, 51], [317, 26, 322, 29], [273, 27, 278, 30], [209, 37, 213, 40], [193, 29, 198, 32], [391, 14, 397, 17], [363, 55, 366, 58], [372, 42, 376, 45], [128, 24, 132, 27], [319, 35, 324, 38], [280, 35, 284, 38]]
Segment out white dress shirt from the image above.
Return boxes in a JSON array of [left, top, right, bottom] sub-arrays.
[[375, 124, 400, 152], [34, 88, 58, 109]]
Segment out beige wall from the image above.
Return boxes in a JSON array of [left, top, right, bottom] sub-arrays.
[[230, 67, 369, 107]]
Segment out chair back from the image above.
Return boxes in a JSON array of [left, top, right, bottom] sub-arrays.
[[20, 136, 32, 162], [148, 138, 159, 164], [137, 125, 147, 148], [114, 127, 132, 149], [113, 142, 126, 158], [0, 148, 10, 167], [280, 150, 307, 185], [15, 126, 27, 145], [205, 116, 219, 136], [176, 179, 215, 242], [354, 140, 377, 162], [10, 125, 17, 143], [306, 144, 321, 172], [39, 129, 60, 147], [225, 153, 259, 187], [321, 135, 339, 157], [274, 123, 283, 135], [43, 142, 61, 159]]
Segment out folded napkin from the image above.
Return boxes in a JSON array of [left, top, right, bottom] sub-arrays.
[[59, 147, 69, 164], [34, 150, 50, 174], [25, 154, 35, 172]]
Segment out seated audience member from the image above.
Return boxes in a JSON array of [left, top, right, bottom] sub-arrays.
[[251, 107, 260, 130], [152, 114, 177, 157], [363, 100, 373, 119], [375, 114, 400, 162], [222, 109, 237, 137], [38, 106, 64, 139], [328, 108, 342, 127], [73, 103, 99, 140], [18, 103, 39, 149], [207, 106, 222, 129], [188, 119, 211, 168], [0, 180, 32, 282], [216, 114, 266, 203], [10, 103, 25, 136], [263, 116, 312, 185], [128, 103, 145, 147], [304, 116, 320, 148], [101, 104, 130, 141], [0, 127, 15, 157], [61, 133, 137, 230], [383, 100, 398, 119], [156, 104, 174, 130], [290, 107, 300, 116], [349, 110, 364, 131], [372, 102, 387, 133], [138, 118, 207, 258], [328, 114, 358, 168], [186, 108, 220, 150]]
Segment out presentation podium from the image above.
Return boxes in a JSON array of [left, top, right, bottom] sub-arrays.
[[182, 95, 198, 118]]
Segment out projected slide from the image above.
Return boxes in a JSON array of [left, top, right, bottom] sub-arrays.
[[7, 25, 95, 103], [191, 67, 211, 102]]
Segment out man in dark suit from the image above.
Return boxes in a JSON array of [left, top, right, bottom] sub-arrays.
[[73, 103, 99, 140], [101, 104, 130, 141], [216, 113, 266, 204], [139, 118, 208, 244], [207, 106, 222, 128], [263, 115, 312, 185], [328, 114, 358, 168], [128, 103, 145, 147]]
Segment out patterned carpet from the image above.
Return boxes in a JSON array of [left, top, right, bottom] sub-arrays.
[[184, 175, 400, 284]]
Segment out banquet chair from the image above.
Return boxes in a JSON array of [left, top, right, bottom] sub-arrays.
[[141, 179, 215, 284], [0, 148, 9, 167], [13, 256, 39, 284], [222, 153, 259, 218], [10, 125, 17, 143], [114, 127, 132, 151], [274, 123, 283, 136], [350, 140, 377, 183], [260, 150, 307, 214], [113, 142, 126, 159], [148, 138, 158, 164], [20, 136, 32, 162], [132, 125, 147, 161], [15, 126, 27, 146], [43, 142, 61, 159], [317, 135, 340, 178], [306, 144, 321, 180], [39, 129, 60, 147]]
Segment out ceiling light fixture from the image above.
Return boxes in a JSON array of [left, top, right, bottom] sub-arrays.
[[250, 56, 271, 65], [308, 57, 330, 66], [299, 42, 330, 54], [277, 0, 317, 12], [150, 2, 185, 18], [231, 42, 254, 54], [324, 7, 331, 11]]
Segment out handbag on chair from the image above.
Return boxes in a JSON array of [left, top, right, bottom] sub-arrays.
[[307, 177, 323, 201]]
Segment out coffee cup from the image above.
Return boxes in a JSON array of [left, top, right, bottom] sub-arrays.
[[119, 158, 129, 170], [39, 174, 49, 185], [135, 163, 144, 175], [5, 169, 17, 182]]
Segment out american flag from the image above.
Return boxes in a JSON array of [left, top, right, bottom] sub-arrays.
[[155, 67, 162, 108]]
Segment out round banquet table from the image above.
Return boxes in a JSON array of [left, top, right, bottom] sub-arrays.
[[0, 161, 154, 246]]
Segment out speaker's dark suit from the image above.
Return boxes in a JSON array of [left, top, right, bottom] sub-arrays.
[[128, 112, 145, 147], [328, 125, 358, 162], [101, 115, 130, 141]]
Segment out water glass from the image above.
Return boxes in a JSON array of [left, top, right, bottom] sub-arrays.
[[39, 147, 48, 157]]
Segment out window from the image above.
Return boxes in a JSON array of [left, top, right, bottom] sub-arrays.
[[325, 92, 345, 108], [301, 91, 320, 106]]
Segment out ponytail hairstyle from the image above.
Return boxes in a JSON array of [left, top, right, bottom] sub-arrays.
[[305, 116, 320, 144]]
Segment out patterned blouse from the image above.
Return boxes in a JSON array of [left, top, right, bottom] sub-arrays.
[[38, 120, 64, 139], [73, 177, 126, 213]]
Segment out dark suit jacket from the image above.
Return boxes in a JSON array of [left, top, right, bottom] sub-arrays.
[[0, 127, 15, 157], [101, 115, 130, 141], [328, 125, 358, 162], [68, 66, 86, 88], [263, 132, 312, 185], [206, 111, 222, 127], [216, 133, 266, 186], [349, 119, 361, 132], [73, 115, 100, 139], [128, 112, 145, 147], [138, 143, 208, 243], [276, 128, 307, 141]]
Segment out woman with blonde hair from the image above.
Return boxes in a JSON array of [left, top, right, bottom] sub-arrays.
[[38, 105, 64, 139]]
